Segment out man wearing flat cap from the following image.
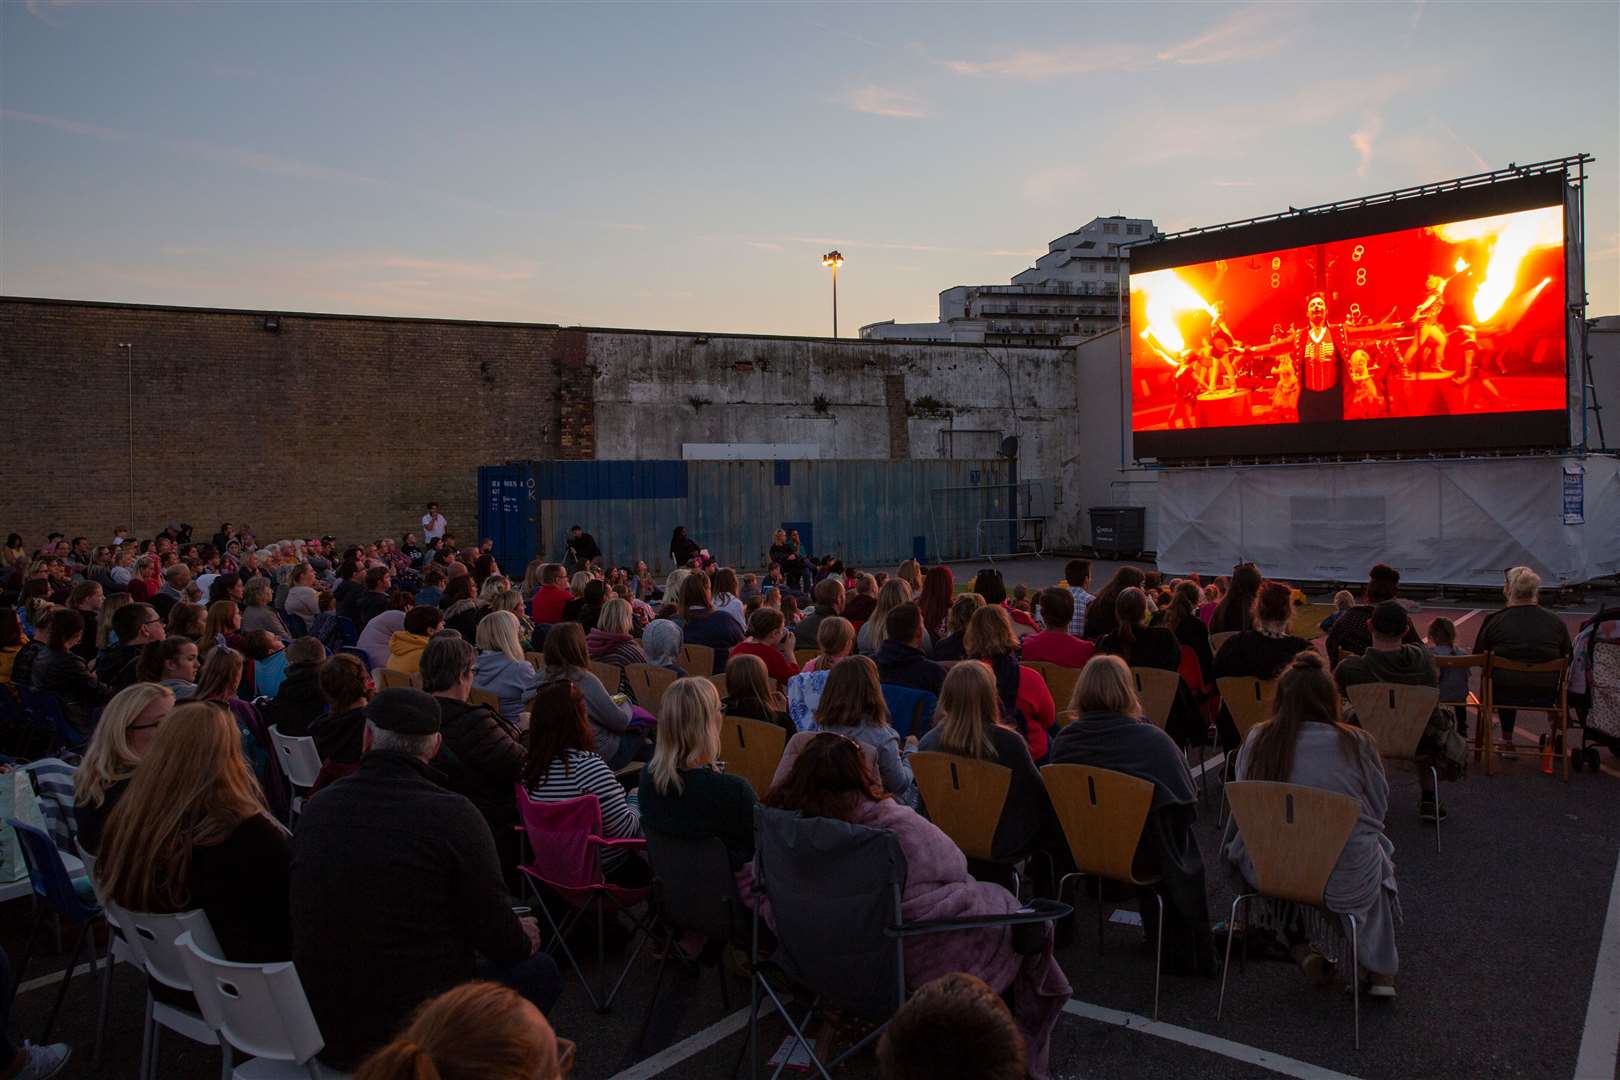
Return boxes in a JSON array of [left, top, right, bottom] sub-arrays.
[[290, 687, 562, 1071]]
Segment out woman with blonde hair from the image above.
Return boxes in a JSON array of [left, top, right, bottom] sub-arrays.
[[487, 584, 534, 638], [74, 682, 175, 854], [355, 981, 567, 1080], [473, 610, 538, 729], [814, 655, 918, 806], [964, 605, 1055, 763], [917, 662, 1060, 877], [637, 676, 757, 868], [786, 615, 852, 731], [586, 597, 647, 672], [721, 652, 793, 736], [1047, 653, 1217, 975], [98, 700, 291, 967], [896, 559, 924, 595], [859, 578, 931, 656], [99, 591, 134, 650]]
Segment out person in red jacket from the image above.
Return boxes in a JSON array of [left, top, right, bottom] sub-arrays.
[[528, 563, 573, 625], [1020, 590, 1096, 669], [728, 607, 801, 683]]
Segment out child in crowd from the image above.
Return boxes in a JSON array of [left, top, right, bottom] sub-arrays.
[[1428, 616, 1470, 737], [1320, 590, 1355, 634]]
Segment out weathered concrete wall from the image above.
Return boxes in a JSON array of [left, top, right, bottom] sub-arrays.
[[585, 330, 1097, 545]]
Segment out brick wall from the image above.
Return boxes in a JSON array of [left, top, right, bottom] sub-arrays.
[[0, 298, 563, 547]]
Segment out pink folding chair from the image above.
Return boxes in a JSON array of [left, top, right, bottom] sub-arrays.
[[513, 786, 652, 1013]]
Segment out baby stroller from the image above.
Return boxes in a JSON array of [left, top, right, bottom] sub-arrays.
[[1568, 605, 1620, 772]]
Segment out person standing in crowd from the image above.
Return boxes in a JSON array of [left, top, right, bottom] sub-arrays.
[[292, 688, 560, 1072], [1474, 566, 1573, 755], [563, 524, 601, 572], [421, 502, 448, 543], [1224, 652, 1399, 998]]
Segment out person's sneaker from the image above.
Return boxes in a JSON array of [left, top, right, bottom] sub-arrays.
[[1364, 975, 1397, 999], [14, 1041, 71, 1080], [1419, 799, 1448, 822]]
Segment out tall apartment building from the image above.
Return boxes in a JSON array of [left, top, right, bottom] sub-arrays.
[[860, 215, 1155, 347]]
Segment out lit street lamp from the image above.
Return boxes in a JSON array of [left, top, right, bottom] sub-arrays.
[[821, 250, 844, 337]]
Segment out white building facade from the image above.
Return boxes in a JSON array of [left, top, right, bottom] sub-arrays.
[[861, 215, 1155, 347]]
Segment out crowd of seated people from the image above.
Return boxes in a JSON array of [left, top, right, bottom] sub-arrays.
[[1, 518, 1587, 1075]]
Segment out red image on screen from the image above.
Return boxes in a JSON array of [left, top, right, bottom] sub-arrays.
[[1129, 205, 1566, 433]]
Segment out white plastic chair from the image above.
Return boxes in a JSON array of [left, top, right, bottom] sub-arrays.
[[268, 725, 323, 820], [175, 931, 341, 1079], [78, 847, 137, 1065], [106, 903, 231, 1080]]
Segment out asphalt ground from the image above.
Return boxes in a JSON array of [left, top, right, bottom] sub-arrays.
[[6, 558, 1618, 1080]]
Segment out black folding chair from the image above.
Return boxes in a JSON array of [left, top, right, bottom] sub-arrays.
[[634, 826, 748, 1051], [747, 805, 1069, 1079]]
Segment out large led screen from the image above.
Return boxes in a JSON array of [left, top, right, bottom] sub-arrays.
[[1129, 189, 1568, 459]]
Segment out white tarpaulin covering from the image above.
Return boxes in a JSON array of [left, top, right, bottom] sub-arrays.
[[1156, 455, 1619, 586]]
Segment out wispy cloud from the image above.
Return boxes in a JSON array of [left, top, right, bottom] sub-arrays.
[[1155, 4, 1294, 66], [1350, 112, 1383, 177], [1, 108, 127, 142], [946, 4, 1297, 80], [843, 85, 927, 120]]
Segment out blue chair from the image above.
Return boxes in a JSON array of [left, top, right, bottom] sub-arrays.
[[8, 819, 106, 1045], [18, 688, 85, 754], [254, 650, 290, 698], [336, 616, 358, 648], [880, 685, 938, 740], [281, 610, 308, 638]]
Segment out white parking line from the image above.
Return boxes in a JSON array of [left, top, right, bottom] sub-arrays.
[[1575, 843, 1620, 1079], [606, 1007, 749, 1080], [1061, 998, 1362, 1080], [17, 960, 100, 996]]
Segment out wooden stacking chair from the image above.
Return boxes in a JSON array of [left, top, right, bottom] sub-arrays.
[[678, 643, 716, 675], [1026, 661, 1082, 717], [1218, 781, 1363, 1048], [794, 648, 819, 667], [467, 687, 501, 713], [1482, 656, 1570, 780], [1131, 667, 1180, 730], [624, 664, 677, 719], [589, 660, 625, 694], [1209, 631, 1239, 655], [1040, 764, 1164, 1019], [719, 716, 788, 798], [909, 752, 1012, 864], [525, 651, 546, 670], [1344, 683, 1442, 852], [706, 673, 729, 700], [1214, 676, 1278, 825], [374, 668, 414, 690]]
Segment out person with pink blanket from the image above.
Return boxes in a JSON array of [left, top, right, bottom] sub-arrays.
[[747, 733, 1072, 1080]]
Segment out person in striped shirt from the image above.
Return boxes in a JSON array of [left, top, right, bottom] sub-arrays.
[[522, 680, 648, 887], [1064, 559, 1095, 636]]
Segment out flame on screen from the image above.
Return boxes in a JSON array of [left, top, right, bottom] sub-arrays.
[[1435, 206, 1561, 323], [1131, 269, 1217, 355]]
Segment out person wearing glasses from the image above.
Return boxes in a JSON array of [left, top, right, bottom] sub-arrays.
[[73, 682, 176, 855], [95, 602, 167, 691]]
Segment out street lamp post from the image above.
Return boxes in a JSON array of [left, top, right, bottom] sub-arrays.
[[821, 250, 844, 337]]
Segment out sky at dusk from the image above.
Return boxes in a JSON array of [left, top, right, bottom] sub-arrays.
[[3, 0, 1616, 336]]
